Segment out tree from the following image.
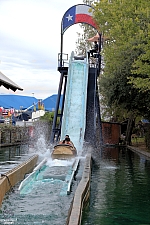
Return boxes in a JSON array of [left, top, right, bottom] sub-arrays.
[[129, 35, 150, 90], [92, 0, 150, 120], [40, 112, 54, 122]]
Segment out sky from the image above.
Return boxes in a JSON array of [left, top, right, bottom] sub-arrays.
[[0, 0, 83, 99]]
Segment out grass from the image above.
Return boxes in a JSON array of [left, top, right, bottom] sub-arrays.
[[131, 136, 145, 144]]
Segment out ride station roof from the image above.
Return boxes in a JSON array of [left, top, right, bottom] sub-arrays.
[[0, 71, 23, 92]]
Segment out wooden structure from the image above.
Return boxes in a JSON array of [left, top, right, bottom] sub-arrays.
[[102, 122, 121, 145], [0, 154, 38, 206], [51, 144, 77, 160]]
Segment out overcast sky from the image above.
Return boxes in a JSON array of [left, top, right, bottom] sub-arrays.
[[0, 0, 83, 99]]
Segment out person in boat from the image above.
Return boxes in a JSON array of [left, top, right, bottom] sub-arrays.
[[59, 134, 68, 143], [59, 135, 74, 147], [64, 138, 77, 154], [59, 134, 69, 144], [64, 137, 71, 145], [65, 135, 75, 147]]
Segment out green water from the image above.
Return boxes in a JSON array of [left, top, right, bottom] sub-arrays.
[[0, 145, 29, 174], [0, 180, 73, 225], [82, 147, 150, 225], [1, 146, 150, 224], [0, 169, 77, 225], [0, 146, 81, 224]]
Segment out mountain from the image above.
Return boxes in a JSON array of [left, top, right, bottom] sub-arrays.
[[0, 94, 62, 111], [43, 94, 62, 111]]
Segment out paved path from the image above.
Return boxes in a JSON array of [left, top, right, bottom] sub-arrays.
[[127, 145, 150, 158]]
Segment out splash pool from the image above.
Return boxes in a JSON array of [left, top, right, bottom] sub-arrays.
[[0, 144, 85, 224], [0, 164, 77, 225], [81, 147, 150, 225]]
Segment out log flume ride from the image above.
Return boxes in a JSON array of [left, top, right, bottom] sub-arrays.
[[51, 144, 77, 160]]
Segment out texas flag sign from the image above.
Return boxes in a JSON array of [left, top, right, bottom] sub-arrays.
[[62, 4, 98, 34]]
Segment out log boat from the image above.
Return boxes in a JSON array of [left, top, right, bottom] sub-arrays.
[[51, 144, 77, 160]]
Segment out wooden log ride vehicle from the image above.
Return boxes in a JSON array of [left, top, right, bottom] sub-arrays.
[[51, 144, 77, 160]]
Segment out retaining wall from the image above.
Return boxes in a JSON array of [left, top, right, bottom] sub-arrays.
[[0, 154, 38, 206], [127, 146, 150, 159], [66, 153, 92, 225], [0, 126, 30, 147]]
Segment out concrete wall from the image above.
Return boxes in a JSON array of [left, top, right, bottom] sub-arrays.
[[0, 154, 38, 206], [127, 146, 150, 159], [66, 153, 92, 225], [0, 126, 30, 146]]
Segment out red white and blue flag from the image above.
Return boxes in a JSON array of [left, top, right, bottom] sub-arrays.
[[62, 4, 97, 33]]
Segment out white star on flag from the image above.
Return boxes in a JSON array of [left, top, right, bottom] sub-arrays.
[[66, 14, 73, 21]]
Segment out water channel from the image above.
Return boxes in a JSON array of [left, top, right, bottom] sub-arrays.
[[1, 144, 150, 224], [81, 147, 150, 225], [0, 140, 84, 225]]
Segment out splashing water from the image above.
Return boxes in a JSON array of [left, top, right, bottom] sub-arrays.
[[46, 158, 75, 167], [28, 133, 52, 161], [28, 132, 81, 170]]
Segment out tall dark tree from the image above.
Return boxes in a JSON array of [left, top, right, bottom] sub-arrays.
[[92, 0, 150, 119]]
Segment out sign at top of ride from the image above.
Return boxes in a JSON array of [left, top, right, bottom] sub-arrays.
[[62, 4, 98, 34]]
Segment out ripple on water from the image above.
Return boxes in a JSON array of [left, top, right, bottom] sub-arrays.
[[0, 159, 78, 225], [81, 147, 150, 225]]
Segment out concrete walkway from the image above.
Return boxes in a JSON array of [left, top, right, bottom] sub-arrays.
[[127, 145, 150, 159]]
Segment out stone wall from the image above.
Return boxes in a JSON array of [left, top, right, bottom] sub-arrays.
[[0, 126, 29, 146]]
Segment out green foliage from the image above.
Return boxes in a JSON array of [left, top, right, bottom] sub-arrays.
[[92, 0, 150, 119], [129, 35, 150, 90], [40, 111, 61, 124], [75, 25, 96, 55], [40, 112, 54, 122]]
